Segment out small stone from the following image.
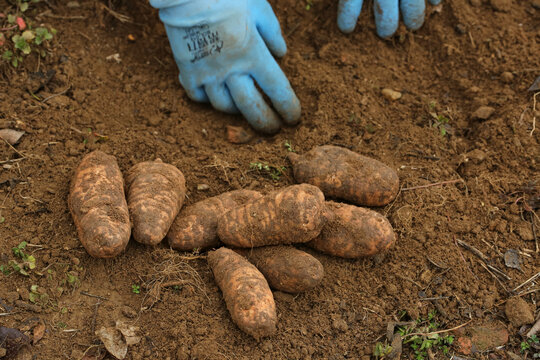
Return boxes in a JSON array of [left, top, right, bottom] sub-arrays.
[[503, 249, 521, 270], [121, 306, 137, 319], [516, 223, 534, 241], [505, 297, 534, 327], [164, 135, 176, 144], [455, 24, 467, 34], [470, 0, 482, 6], [490, 0, 511, 12], [381, 88, 402, 101], [385, 283, 398, 296], [226, 125, 252, 144], [458, 324, 509, 354], [457, 336, 473, 355], [332, 317, 349, 332], [466, 149, 487, 162], [500, 72, 514, 83], [48, 95, 71, 108], [472, 106, 495, 120], [197, 184, 209, 191], [67, 1, 80, 8], [0, 348, 6, 357], [147, 115, 161, 126], [70, 257, 80, 266]]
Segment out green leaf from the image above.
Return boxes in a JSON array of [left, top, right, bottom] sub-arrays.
[[27, 255, 36, 269], [2, 50, 13, 60], [20, 2, 29, 12], [21, 30, 35, 41], [12, 35, 31, 55], [29, 292, 39, 303], [8, 14, 16, 24], [0, 216, 5, 223]]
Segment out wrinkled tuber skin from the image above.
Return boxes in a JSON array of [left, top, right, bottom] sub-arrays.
[[125, 160, 186, 245], [208, 247, 277, 339], [288, 145, 399, 207], [217, 184, 328, 248], [167, 190, 262, 251], [68, 151, 131, 258], [308, 202, 395, 258], [240, 246, 324, 293]]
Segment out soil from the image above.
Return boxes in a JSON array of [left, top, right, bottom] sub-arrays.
[[0, 0, 539, 359]]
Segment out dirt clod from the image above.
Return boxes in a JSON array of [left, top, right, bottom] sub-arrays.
[[505, 298, 534, 327], [500, 72, 514, 83], [490, 0, 512, 12], [472, 106, 495, 120]]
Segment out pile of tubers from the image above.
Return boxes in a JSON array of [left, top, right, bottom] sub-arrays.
[[68, 145, 399, 339]]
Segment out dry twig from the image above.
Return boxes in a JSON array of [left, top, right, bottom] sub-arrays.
[[402, 179, 463, 191], [403, 320, 472, 338], [457, 239, 511, 280]]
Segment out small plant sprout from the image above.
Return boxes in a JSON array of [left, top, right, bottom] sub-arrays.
[[250, 161, 287, 181], [284, 140, 295, 152], [305, 0, 313, 10], [521, 335, 539, 353], [131, 284, 141, 294], [373, 341, 392, 359], [395, 310, 455, 360], [432, 114, 450, 136], [9, 241, 36, 276]]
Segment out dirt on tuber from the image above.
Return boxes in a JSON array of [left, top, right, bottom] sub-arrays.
[[167, 190, 263, 251], [207, 247, 277, 339], [308, 201, 395, 258], [125, 159, 186, 246], [288, 145, 399, 207], [238, 246, 324, 293], [217, 184, 328, 248], [68, 151, 131, 258]]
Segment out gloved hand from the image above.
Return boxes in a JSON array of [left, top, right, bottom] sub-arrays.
[[338, 0, 442, 38], [150, 0, 301, 134]]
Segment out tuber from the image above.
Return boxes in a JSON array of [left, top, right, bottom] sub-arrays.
[[208, 247, 277, 339], [217, 184, 328, 248], [288, 145, 399, 207], [68, 151, 131, 258], [125, 159, 186, 245]]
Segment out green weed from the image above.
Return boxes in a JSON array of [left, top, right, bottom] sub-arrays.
[[284, 140, 295, 152], [132, 284, 141, 294], [1, 0, 56, 67], [8, 241, 36, 276], [250, 161, 286, 181], [521, 335, 539, 353], [396, 310, 455, 360]]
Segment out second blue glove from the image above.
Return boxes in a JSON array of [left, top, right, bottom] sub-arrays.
[[151, 0, 301, 134], [338, 0, 442, 38]]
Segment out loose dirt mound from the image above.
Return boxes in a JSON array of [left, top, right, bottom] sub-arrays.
[[0, 0, 538, 359]]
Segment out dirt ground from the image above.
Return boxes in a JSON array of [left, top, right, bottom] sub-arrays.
[[1, 0, 539, 359]]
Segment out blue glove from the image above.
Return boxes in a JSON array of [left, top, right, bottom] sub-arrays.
[[338, 0, 442, 38], [150, 0, 301, 134]]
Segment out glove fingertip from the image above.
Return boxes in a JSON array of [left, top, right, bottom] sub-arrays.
[[337, 17, 357, 34], [376, 23, 398, 38]]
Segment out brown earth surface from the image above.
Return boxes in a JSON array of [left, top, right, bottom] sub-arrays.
[[1, 0, 539, 359]]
